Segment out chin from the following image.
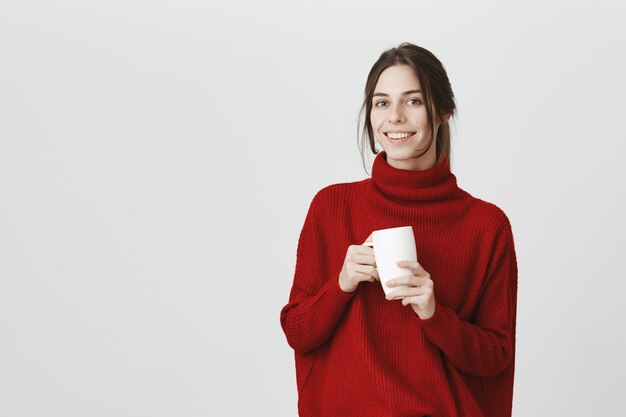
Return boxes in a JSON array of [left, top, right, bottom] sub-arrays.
[[382, 147, 417, 160]]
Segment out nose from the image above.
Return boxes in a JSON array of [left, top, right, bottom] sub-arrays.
[[389, 103, 405, 123]]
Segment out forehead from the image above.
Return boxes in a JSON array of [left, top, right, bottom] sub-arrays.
[[374, 64, 422, 94]]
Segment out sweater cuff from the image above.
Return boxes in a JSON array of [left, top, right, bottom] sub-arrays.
[[311, 277, 356, 324], [327, 276, 358, 301], [416, 300, 456, 342]]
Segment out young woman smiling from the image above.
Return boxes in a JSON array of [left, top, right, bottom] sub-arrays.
[[280, 42, 518, 417]]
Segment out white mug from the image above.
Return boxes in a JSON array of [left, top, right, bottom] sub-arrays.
[[371, 226, 417, 297]]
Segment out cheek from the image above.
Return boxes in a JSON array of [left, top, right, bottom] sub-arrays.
[[370, 112, 383, 129], [414, 110, 431, 127], [407, 110, 424, 124]]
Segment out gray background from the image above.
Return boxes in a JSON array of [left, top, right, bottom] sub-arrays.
[[1, 0, 625, 415]]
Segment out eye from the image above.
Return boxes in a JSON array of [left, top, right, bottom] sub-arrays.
[[407, 98, 422, 105], [374, 100, 388, 107]]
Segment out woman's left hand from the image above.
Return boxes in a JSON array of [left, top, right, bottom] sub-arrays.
[[385, 260, 436, 319]]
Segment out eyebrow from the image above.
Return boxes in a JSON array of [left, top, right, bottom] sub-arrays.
[[373, 89, 422, 97]]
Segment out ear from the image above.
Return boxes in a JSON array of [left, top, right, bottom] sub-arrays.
[[441, 112, 451, 124]]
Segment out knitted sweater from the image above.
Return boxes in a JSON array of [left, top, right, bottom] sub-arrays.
[[280, 151, 518, 417]]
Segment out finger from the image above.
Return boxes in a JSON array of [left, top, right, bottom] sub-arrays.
[[355, 245, 375, 256], [361, 268, 379, 281], [392, 287, 433, 305], [401, 295, 427, 307], [348, 253, 376, 265], [396, 260, 427, 276], [386, 287, 423, 300], [349, 243, 371, 254], [386, 275, 429, 287], [351, 271, 374, 283], [353, 263, 378, 280]]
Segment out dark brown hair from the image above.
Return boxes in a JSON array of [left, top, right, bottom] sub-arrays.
[[357, 42, 456, 172]]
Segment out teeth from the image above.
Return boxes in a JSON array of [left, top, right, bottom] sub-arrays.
[[387, 132, 413, 139]]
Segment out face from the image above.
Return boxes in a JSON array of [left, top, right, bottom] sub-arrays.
[[370, 64, 446, 171]]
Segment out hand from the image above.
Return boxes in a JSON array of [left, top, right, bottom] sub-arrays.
[[385, 260, 436, 319], [337, 233, 379, 293]]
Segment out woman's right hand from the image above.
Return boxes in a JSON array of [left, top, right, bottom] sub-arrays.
[[337, 233, 379, 293]]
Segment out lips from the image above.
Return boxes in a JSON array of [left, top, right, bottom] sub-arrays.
[[384, 132, 416, 139]]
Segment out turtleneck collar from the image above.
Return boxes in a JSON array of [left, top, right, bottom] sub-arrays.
[[371, 151, 459, 202], [365, 151, 473, 234]]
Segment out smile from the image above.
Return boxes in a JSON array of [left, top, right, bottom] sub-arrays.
[[385, 132, 416, 139]]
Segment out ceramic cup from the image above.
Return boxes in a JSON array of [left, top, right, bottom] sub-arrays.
[[371, 225, 417, 297]]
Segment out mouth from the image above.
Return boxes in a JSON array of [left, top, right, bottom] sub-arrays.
[[384, 131, 416, 141]]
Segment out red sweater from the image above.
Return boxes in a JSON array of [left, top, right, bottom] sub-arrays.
[[280, 151, 518, 417]]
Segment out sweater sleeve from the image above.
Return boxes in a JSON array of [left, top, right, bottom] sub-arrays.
[[279, 190, 356, 354], [418, 215, 518, 378]]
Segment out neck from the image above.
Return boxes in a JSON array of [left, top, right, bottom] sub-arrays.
[[385, 148, 437, 171]]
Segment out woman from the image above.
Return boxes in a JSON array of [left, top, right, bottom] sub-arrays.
[[280, 42, 518, 417]]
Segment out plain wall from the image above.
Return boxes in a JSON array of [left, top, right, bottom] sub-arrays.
[[1, 0, 625, 415]]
